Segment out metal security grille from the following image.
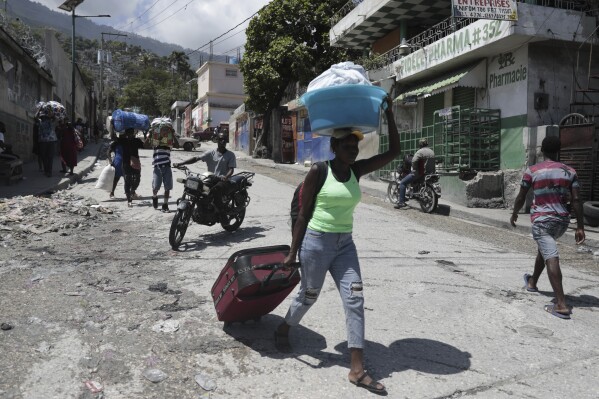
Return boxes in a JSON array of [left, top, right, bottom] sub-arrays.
[[423, 93, 444, 127], [435, 107, 501, 172], [452, 87, 475, 109], [559, 121, 599, 201], [378, 107, 501, 179]]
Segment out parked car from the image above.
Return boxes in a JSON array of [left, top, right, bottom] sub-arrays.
[[172, 134, 199, 151], [192, 127, 218, 142]]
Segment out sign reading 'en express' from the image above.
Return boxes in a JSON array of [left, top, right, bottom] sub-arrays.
[[452, 0, 517, 20]]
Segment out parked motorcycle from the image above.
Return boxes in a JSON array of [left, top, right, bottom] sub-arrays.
[[387, 163, 441, 213], [169, 165, 255, 249]]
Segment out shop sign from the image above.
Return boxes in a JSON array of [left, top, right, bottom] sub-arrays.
[[488, 51, 527, 89], [452, 0, 518, 21], [396, 19, 511, 80]]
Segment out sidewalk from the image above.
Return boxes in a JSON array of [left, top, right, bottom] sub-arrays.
[[1, 138, 107, 198], [3, 140, 598, 249]]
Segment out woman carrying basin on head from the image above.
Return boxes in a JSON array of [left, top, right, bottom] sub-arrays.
[[276, 96, 400, 396]]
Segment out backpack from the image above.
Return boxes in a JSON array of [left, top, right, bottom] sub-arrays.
[[290, 161, 328, 232]]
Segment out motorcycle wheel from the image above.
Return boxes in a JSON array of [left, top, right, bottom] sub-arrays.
[[419, 185, 439, 213], [221, 208, 245, 232], [387, 181, 400, 204], [169, 207, 192, 249]]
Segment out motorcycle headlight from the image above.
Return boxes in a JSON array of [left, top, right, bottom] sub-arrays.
[[185, 179, 200, 190]]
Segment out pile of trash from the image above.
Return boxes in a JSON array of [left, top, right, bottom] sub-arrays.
[[0, 192, 117, 243]]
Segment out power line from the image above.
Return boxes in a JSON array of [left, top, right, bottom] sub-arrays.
[[186, 10, 260, 57], [113, 0, 164, 31], [137, 0, 195, 33], [212, 29, 246, 50]]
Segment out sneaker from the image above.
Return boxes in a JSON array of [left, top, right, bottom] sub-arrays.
[[161, 203, 170, 213], [131, 192, 141, 200], [109, 192, 115, 198], [152, 196, 158, 209], [394, 202, 407, 209], [127, 202, 133, 208]]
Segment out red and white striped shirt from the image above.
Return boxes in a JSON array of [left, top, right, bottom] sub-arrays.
[[521, 160, 579, 223]]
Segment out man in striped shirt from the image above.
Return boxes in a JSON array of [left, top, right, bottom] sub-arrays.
[[511, 136, 585, 319], [152, 145, 173, 212]]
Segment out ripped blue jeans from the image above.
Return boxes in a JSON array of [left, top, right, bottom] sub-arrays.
[[284, 229, 365, 349]]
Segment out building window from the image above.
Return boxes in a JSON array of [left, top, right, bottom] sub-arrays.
[[225, 69, 237, 77]]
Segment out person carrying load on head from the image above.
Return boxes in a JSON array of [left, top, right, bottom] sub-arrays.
[[275, 95, 400, 396]]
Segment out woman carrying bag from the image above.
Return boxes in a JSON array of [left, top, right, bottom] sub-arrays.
[[276, 96, 400, 395]]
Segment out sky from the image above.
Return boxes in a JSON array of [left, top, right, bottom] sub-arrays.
[[33, 0, 272, 56]]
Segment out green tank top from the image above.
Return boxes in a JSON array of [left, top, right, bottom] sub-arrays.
[[307, 163, 361, 233]]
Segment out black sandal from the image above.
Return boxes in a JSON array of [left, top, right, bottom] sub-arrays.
[[350, 371, 387, 396]]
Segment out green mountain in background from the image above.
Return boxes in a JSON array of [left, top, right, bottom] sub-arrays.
[[8, 0, 221, 69]]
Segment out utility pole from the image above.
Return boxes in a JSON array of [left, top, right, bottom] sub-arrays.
[[186, 77, 197, 104], [99, 32, 127, 127], [59, 0, 110, 123]]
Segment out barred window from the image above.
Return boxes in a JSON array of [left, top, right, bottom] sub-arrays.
[[225, 69, 237, 77]]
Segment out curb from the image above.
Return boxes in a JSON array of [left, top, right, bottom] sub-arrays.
[[33, 141, 107, 197], [238, 155, 599, 249]]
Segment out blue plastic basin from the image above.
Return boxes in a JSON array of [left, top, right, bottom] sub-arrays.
[[300, 85, 387, 135]]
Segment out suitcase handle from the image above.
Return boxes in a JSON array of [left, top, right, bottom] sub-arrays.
[[261, 262, 300, 288]]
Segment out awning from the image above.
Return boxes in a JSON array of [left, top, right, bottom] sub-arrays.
[[395, 61, 486, 102]]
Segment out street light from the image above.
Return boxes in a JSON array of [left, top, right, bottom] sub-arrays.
[[58, 0, 110, 123], [99, 32, 127, 126], [398, 38, 411, 55]]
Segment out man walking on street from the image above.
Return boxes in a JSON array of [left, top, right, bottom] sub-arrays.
[[511, 136, 585, 319], [121, 128, 145, 207], [395, 138, 435, 208], [35, 110, 58, 177], [151, 143, 173, 212]]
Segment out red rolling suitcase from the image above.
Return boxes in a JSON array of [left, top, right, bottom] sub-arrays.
[[211, 245, 300, 323]]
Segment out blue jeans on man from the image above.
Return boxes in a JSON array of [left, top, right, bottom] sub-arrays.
[[396, 172, 416, 207]]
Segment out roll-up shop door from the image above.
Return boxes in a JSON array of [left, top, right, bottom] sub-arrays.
[[423, 93, 444, 127], [452, 87, 475, 110]]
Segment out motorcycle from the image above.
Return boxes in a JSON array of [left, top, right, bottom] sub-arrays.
[[169, 165, 255, 249], [387, 162, 441, 213]]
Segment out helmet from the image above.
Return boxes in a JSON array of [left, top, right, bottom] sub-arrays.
[[418, 138, 428, 147]]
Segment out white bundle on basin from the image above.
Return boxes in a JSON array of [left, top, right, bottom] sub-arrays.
[[307, 61, 372, 92]]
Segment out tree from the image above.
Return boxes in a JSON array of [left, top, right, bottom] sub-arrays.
[[118, 66, 191, 116], [240, 0, 359, 157], [168, 51, 194, 81], [118, 67, 170, 115]]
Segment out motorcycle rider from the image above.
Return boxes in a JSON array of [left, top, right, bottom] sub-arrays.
[[395, 138, 435, 209], [173, 131, 236, 223]]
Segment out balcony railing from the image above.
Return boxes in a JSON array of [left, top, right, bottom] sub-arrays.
[[281, 81, 308, 104], [330, 0, 364, 26], [335, 0, 593, 71]]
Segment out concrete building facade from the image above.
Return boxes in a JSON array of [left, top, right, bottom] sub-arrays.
[[195, 61, 246, 131], [43, 30, 93, 125], [0, 27, 54, 161], [330, 0, 599, 207]]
